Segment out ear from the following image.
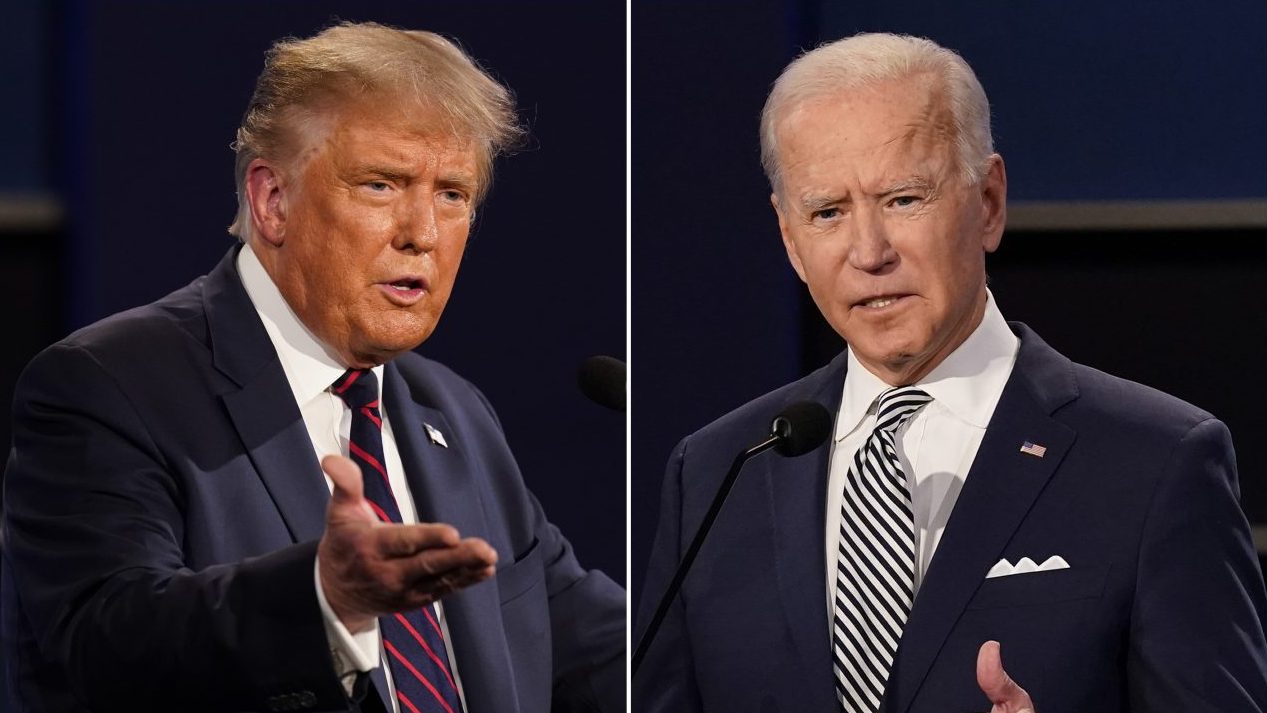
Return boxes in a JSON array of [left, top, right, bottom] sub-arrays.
[[979, 154, 1007, 254], [771, 192, 808, 283], [245, 158, 289, 247]]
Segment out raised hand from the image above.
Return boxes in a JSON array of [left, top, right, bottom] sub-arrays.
[[317, 454, 498, 632]]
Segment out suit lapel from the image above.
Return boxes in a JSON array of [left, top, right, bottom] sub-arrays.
[[888, 324, 1078, 712], [383, 367, 486, 536], [769, 352, 849, 710], [205, 247, 330, 544], [221, 373, 330, 543], [382, 364, 517, 713], [204, 248, 514, 711]]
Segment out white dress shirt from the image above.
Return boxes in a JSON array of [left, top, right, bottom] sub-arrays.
[[237, 244, 465, 711], [825, 293, 1019, 630]]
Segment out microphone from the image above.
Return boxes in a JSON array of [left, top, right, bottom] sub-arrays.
[[773, 401, 832, 456], [632, 400, 832, 675], [578, 356, 626, 412]]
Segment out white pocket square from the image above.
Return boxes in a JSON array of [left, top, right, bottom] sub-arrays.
[[986, 555, 1070, 579]]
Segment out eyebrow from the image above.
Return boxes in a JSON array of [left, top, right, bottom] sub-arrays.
[[352, 164, 413, 182], [873, 176, 935, 197], [798, 193, 849, 212], [348, 164, 479, 194], [437, 172, 479, 193], [796, 177, 935, 212]]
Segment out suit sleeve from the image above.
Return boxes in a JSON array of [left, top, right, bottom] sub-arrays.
[[464, 381, 626, 713], [536, 516, 627, 713], [1128, 417, 1267, 711], [632, 437, 704, 713], [4, 343, 351, 712]]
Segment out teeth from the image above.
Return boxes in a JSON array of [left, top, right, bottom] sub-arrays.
[[390, 283, 415, 291], [864, 297, 896, 308]]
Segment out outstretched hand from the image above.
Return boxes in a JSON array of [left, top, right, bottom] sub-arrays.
[[317, 454, 498, 633], [977, 641, 1035, 713]]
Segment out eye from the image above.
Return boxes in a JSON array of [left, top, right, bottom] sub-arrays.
[[365, 181, 392, 192], [890, 195, 921, 208], [811, 207, 840, 221], [439, 189, 470, 205]]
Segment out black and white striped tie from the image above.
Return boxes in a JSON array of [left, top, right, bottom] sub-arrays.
[[832, 385, 932, 712]]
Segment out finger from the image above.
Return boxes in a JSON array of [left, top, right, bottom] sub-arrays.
[[322, 454, 378, 522], [387, 539, 496, 595], [402, 536, 501, 574], [420, 561, 499, 600], [441, 564, 497, 591], [323, 454, 364, 503], [375, 523, 464, 558], [976, 640, 1021, 704], [428, 559, 498, 589]]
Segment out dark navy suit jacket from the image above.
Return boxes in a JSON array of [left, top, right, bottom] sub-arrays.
[[635, 324, 1267, 712], [2, 247, 625, 713]]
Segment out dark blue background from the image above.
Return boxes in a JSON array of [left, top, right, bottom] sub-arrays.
[[0, 1, 48, 191], [631, 0, 1267, 605], [3, 1, 626, 588], [817, 1, 1267, 201]]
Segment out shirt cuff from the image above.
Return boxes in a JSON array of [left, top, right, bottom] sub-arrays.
[[314, 556, 381, 693]]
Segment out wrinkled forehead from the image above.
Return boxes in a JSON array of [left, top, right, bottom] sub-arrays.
[[779, 74, 951, 144], [774, 76, 957, 183], [279, 89, 486, 179]]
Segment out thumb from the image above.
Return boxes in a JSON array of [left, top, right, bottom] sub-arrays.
[[321, 454, 375, 520], [976, 640, 1023, 705]]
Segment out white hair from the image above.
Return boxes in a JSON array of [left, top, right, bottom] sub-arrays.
[[760, 33, 993, 195]]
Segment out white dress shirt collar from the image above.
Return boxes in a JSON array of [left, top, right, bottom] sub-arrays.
[[236, 243, 382, 403], [836, 292, 1018, 441]]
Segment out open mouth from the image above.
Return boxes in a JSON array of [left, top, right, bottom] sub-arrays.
[[385, 278, 424, 292], [856, 294, 908, 309], [377, 277, 428, 305]]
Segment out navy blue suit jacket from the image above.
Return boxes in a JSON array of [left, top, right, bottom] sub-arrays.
[[635, 324, 1267, 712], [2, 247, 625, 713]]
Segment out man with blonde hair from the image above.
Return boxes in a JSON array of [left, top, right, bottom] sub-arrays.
[[4, 22, 624, 713], [636, 32, 1267, 712]]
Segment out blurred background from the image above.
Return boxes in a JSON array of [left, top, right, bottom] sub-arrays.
[[632, 0, 1267, 604], [0, 0, 626, 596]]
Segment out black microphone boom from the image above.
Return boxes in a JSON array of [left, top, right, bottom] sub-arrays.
[[578, 355, 626, 412], [631, 400, 832, 675]]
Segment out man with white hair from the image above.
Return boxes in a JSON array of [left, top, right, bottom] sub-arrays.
[[635, 32, 1267, 712], [4, 22, 624, 713]]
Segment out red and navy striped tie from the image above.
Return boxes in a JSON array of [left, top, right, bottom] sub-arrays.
[[332, 368, 464, 713]]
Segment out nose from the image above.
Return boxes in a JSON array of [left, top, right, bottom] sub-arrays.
[[393, 192, 440, 255], [847, 207, 897, 273]]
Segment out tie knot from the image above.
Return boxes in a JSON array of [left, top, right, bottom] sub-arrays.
[[331, 368, 379, 409], [874, 386, 932, 434]]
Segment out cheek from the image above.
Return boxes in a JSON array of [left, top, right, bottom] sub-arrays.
[[359, 210, 401, 241], [798, 239, 845, 283]]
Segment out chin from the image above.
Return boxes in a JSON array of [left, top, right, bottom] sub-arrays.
[[375, 312, 438, 344], [853, 339, 927, 376], [847, 330, 912, 359], [377, 332, 431, 355], [345, 330, 432, 367]]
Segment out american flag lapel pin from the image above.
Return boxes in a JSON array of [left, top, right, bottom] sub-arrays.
[[424, 422, 449, 448], [1019, 441, 1047, 458]]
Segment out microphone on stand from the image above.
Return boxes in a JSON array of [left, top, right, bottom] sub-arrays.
[[577, 355, 626, 412], [632, 400, 832, 675]]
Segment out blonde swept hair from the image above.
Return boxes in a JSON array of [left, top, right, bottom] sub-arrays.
[[760, 32, 993, 196], [228, 21, 524, 238]]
